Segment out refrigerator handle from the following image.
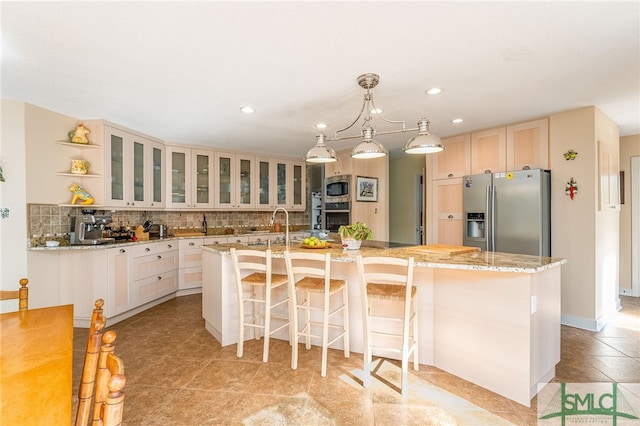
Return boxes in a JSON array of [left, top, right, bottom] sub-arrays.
[[485, 186, 491, 251], [490, 185, 496, 251]]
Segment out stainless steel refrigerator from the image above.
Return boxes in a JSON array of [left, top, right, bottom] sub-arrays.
[[462, 169, 551, 256]]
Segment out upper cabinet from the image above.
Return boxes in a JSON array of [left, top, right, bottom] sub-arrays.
[[471, 127, 507, 175], [432, 134, 471, 179], [257, 158, 306, 211], [166, 146, 214, 209], [506, 119, 549, 171], [215, 152, 255, 209], [470, 118, 549, 175], [91, 123, 165, 209], [325, 150, 352, 176]]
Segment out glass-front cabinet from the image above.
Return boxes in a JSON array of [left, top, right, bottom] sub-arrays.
[[105, 125, 165, 208], [215, 152, 255, 208], [256, 158, 305, 211], [166, 146, 214, 209]]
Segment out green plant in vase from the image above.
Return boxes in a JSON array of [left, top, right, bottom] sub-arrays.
[[338, 222, 373, 249]]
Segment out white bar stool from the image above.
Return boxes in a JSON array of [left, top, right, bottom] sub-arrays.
[[355, 255, 418, 394], [284, 250, 350, 377], [230, 248, 290, 362]]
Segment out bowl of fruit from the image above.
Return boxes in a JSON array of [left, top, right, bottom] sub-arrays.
[[301, 236, 331, 249]]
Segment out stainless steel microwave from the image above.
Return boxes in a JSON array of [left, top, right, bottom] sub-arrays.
[[325, 175, 351, 203]]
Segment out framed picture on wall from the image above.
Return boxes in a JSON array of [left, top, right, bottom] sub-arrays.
[[356, 176, 378, 202]]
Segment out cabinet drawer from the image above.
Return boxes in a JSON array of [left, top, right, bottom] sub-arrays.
[[130, 241, 177, 257], [132, 249, 179, 281], [134, 271, 178, 306], [179, 267, 203, 290], [179, 238, 204, 268]]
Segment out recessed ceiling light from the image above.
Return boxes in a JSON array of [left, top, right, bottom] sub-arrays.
[[451, 118, 464, 124], [426, 88, 443, 95], [240, 106, 255, 114], [315, 123, 327, 129]]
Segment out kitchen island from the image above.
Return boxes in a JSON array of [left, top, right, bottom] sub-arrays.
[[201, 242, 566, 407]]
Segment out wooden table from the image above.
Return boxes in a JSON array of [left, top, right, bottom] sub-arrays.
[[1, 304, 73, 425]]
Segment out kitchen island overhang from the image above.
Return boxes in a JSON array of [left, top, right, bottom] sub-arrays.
[[201, 243, 566, 407]]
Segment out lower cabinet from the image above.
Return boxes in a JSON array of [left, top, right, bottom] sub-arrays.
[[178, 237, 227, 292], [107, 246, 131, 317], [130, 241, 178, 305]]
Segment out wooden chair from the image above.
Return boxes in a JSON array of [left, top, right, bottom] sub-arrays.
[[0, 278, 29, 311], [75, 299, 126, 426], [92, 331, 126, 425], [284, 250, 349, 377], [230, 248, 290, 362], [76, 299, 106, 425], [355, 255, 418, 394]]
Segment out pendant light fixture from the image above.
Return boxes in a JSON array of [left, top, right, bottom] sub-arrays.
[[305, 73, 443, 163], [403, 118, 444, 154]]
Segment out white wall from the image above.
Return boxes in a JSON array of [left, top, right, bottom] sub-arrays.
[[549, 106, 621, 330], [0, 99, 28, 312], [619, 134, 640, 295]]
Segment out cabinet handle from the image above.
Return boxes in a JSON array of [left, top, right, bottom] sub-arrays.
[[522, 166, 530, 170], [145, 247, 150, 252], [157, 276, 162, 280], [157, 255, 162, 259], [484, 170, 492, 174], [167, 244, 172, 248], [189, 242, 195, 246], [448, 173, 454, 178], [120, 249, 126, 253], [448, 215, 454, 219]]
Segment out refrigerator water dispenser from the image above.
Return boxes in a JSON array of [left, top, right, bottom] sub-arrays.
[[466, 213, 485, 239]]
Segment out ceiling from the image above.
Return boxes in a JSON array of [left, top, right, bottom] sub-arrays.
[[2, 1, 638, 159]]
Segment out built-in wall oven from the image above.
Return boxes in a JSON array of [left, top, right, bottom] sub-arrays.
[[324, 202, 351, 233], [324, 175, 351, 232]]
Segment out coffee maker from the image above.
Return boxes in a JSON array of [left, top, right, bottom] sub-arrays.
[[70, 214, 116, 245]]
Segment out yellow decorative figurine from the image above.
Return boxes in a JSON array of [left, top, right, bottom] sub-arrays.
[[69, 123, 91, 144], [69, 183, 95, 205]]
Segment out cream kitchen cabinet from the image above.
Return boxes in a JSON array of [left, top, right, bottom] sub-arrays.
[[107, 246, 131, 317], [178, 236, 228, 293], [257, 158, 306, 211], [506, 119, 549, 171], [324, 150, 352, 176], [215, 152, 255, 209], [101, 124, 165, 209], [166, 146, 215, 209], [431, 134, 471, 180], [431, 178, 464, 246], [471, 127, 507, 175], [130, 241, 178, 306]]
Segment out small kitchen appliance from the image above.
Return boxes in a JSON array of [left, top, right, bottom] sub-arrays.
[[70, 214, 115, 245]]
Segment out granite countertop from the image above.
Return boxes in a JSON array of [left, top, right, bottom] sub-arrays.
[[202, 241, 567, 274]]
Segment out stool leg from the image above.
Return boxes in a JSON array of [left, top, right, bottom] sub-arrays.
[[263, 285, 272, 363], [253, 288, 261, 340], [237, 292, 245, 358], [320, 288, 330, 377], [290, 287, 299, 371], [362, 303, 372, 388], [413, 299, 419, 371], [304, 291, 312, 350], [342, 285, 350, 358]]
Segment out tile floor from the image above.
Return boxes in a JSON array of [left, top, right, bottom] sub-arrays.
[[72, 295, 640, 425]]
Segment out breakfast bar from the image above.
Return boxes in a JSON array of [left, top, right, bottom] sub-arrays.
[[201, 242, 566, 407]]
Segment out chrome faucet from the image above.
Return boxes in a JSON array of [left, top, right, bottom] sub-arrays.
[[270, 207, 289, 248]]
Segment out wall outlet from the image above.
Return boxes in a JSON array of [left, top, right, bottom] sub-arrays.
[[0, 208, 10, 220]]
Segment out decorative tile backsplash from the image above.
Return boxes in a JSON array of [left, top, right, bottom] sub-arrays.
[[27, 204, 310, 245]]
